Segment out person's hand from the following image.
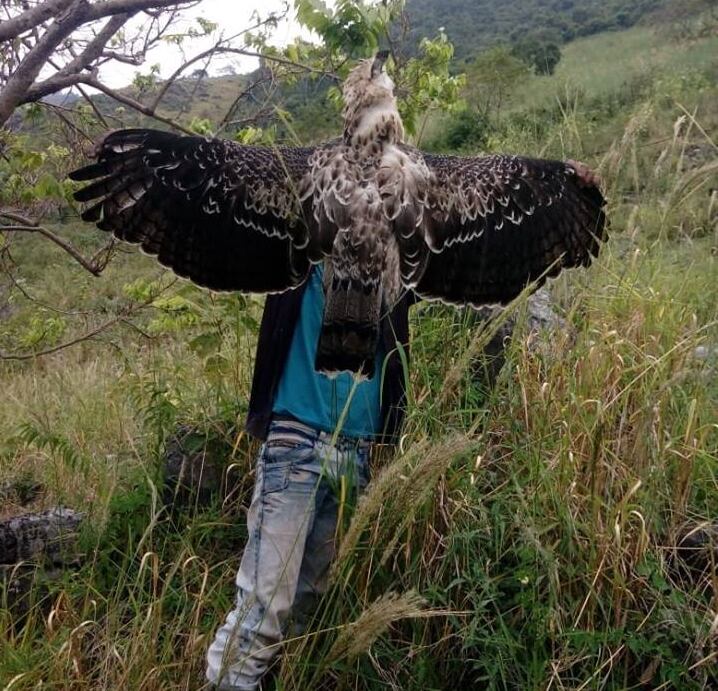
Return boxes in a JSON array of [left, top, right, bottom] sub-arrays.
[[567, 159, 602, 188]]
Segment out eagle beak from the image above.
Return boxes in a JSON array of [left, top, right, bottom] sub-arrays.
[[371, 50, 390, 78]]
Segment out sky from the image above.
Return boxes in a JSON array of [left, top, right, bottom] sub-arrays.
[[101, 0, 321, 88]]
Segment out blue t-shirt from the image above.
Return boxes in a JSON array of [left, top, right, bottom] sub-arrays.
[[272, 265, 384, 438]]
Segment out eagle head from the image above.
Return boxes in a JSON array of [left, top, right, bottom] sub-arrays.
[[343, 51, 394, 99], [371, 50, 391, 77], [342, 51, 403, 145]]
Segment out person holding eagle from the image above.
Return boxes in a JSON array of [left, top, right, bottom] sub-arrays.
[[70, 50, 606, 690]]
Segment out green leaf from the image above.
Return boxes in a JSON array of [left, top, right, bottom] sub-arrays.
[[189, 117, 213, 136], [196, 17, 218, 34], [34, 173, 64, 200]]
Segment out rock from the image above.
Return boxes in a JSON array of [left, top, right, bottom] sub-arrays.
[[526, 287, 569, 335], [0, 507, 84, 629], [0, 507, 84, 564], [162, 425, 242, 510], [466, 287, 569, 388], [692, 344, 718, 361], [669, 522, 718, 591], [1, 562, 42, 625], [681, 143, 716, 171]]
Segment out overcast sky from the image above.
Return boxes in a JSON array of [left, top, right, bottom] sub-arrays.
[[102, 0, 322, 87]]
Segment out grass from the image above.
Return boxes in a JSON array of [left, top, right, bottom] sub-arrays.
[[1, 21, 718, 691], [518, 24, 718, 113]]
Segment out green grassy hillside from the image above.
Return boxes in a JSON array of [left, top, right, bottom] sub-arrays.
[[1, 18, 718, 691], [424, 22, 718, 162], [406, 0, 661, 59], [518, 23, 718, 111]]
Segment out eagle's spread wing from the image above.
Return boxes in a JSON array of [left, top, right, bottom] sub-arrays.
[[69, 128, 315, 292], [69, 125, 608, 379], [415, 153, 607, 306]]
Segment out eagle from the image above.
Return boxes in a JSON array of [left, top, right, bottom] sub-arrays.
[[69, 51, 607, 378]]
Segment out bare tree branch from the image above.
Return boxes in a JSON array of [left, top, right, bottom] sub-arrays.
[[0, 246, 98, 316], [86, 0, 198, 21], [0, 0, 334, 134], [22, 13, 128, 103], [51, 14, 128, 80], [0, 1, 93, 125], [0, 306, 138, 360], [0, 210, 111, 276], [217, 74, 276, 133], [74, 83, 111, 127], [81, 76, 198, 134], [146, 12, 288, 113], [235, 48, 338, 80], [148, 42, 224, 113], [0, 0, 75, 43], [100, 49, 144, 65], [0, 0, 198, 125], [42, 101, 97, 143], [0, 277, 177, 361]]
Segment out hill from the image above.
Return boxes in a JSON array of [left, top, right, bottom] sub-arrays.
[[406, 0, 663, 59], [13, 0, 671, 144]]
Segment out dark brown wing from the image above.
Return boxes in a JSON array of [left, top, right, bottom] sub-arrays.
[[415, 153, 607, 306], [69, 128, 315, 292]]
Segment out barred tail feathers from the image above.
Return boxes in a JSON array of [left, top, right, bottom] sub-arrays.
[[315, 271, 382, 380]]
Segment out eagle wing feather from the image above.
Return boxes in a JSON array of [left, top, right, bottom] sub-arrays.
[[70, 128, 316, 293], [414, 153, 607, 306], [69, 125, 608, 378]]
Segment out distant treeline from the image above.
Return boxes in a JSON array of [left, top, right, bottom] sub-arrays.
[[406, 0, 662, 60]]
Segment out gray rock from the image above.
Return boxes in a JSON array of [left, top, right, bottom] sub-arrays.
[[692, 345, 718, 361], [526, 287, 569, 335], [465, 287, 569, 388], [682, 143, 716, 170], [0, 562, 68, 630], [0, 507, 84, 627], [163, 426, 241, 510], [0, 507, 84, 564]]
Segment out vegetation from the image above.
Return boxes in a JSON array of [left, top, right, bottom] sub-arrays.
[[405, 0, 662, 60], [511, 37, 562, 76], [2, 1, 718, 689]]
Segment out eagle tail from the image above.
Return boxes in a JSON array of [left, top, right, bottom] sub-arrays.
[[315, 275, 382, 380]]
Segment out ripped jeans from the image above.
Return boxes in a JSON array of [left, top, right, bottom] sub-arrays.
[[206, 418, 371, 690]]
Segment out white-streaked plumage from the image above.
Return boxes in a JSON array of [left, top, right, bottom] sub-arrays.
[[70, 52, 607, 377]]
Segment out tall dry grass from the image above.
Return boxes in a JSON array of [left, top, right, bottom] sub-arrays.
[[2, 25, 718, 691]]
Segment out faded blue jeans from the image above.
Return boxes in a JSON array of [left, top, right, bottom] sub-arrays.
[[206, 418, 371, 690]]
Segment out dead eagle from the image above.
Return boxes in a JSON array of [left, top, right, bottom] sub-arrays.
[[69, 51, 607, 378]]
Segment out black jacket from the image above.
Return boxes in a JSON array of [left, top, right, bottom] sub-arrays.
[[245, 282, 416, 444]]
